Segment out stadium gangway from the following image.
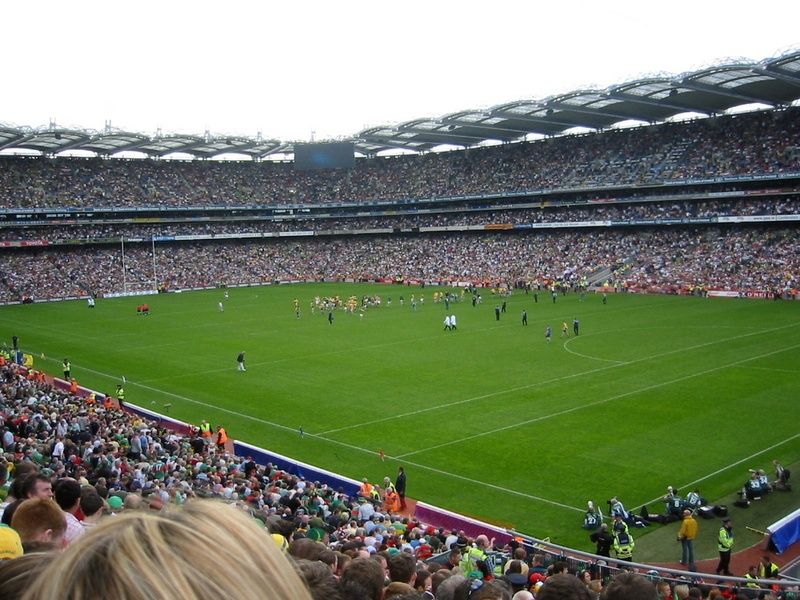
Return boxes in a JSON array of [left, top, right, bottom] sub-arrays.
[[506, 529, 800, 592]]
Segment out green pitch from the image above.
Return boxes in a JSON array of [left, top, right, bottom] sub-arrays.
[[2, 284, 799, 557]]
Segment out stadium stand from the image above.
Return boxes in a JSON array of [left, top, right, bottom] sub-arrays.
[[0, 108, 798, 208], [0, 105, 797, 304], [0, 227, 797, 303]]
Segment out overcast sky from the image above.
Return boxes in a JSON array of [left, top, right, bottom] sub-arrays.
[[2, 1, 798, 142]]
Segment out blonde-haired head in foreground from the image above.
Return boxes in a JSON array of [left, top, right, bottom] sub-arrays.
[[22, 500, 313, 600]]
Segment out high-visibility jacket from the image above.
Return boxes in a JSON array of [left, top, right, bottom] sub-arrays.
[[217, 428, 228, 445], [758, 561, 779, 579], [613, 531, 635, 559], [460, 544, 488, 577], [199, 422, 212, 437], [718, 527, 734, 552]]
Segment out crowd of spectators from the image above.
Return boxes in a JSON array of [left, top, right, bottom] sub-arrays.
[[0, 197, 798, 244], [0, 227, 796, 303], [0, 362, 795, 599], [0, 107, 798, 209]]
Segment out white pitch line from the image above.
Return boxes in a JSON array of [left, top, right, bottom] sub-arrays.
[[393, 341, 800, 459], [560, 323, 761, 365], [735, 365, 800, 375], [319, 321, 800, 436], [639, 432, 800, 508], [385, 455, 586, 513], [562, 335, 625, 364]]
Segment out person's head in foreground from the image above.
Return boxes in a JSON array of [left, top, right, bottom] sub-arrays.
[[20, 500, 312, 600]]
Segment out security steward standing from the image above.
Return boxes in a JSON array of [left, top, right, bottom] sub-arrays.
[[612, 515, 635, 562], [716, 518, 734, 576]]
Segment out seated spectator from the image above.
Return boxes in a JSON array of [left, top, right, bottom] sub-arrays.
[[453, 578, 512, 600], [53, 479, 85, 545], [504, 551, 529, 575], [384, 581, 415, 599], [444, 547, 462, 570], [0, 551, 51, 599], [9, 498, 67, 551], [339, 557, 385, 600], [602, 573, 658, 600], [294, 559, 341, 600], [503, 560, 530, 594], [673, 583, 689, 600], [388, 551, 416, 585], [537, 574, 593, 600], [744, 564, 760, 589], [431, 570, 453, 598], [79, 492, 104, 529], [0, 524, 23, 560], [656, 581, 673, 600], [529, 553, 548, 575], [436, 575, 469, 600], [1, 473, 54, 526], [20, 500, 313, 600], [758, 555, 780, 579], [413, 569, 432, 597]]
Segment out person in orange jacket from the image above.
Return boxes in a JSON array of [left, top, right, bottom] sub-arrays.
[[383, 487, 401, 513], [358, 478, 374, 499], [216, 426, 228, 452]]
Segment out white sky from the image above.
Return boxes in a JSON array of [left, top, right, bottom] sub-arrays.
[[2, 1, 799, 143]]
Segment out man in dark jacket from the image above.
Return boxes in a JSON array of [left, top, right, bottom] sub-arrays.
[[590, 523, 613, 557], [395, 466, 407, 510]]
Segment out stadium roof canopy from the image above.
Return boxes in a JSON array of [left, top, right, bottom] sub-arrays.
[[1, 50, 800, 159]]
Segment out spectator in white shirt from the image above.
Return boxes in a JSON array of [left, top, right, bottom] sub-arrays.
[[54, 479, 85, 546]]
